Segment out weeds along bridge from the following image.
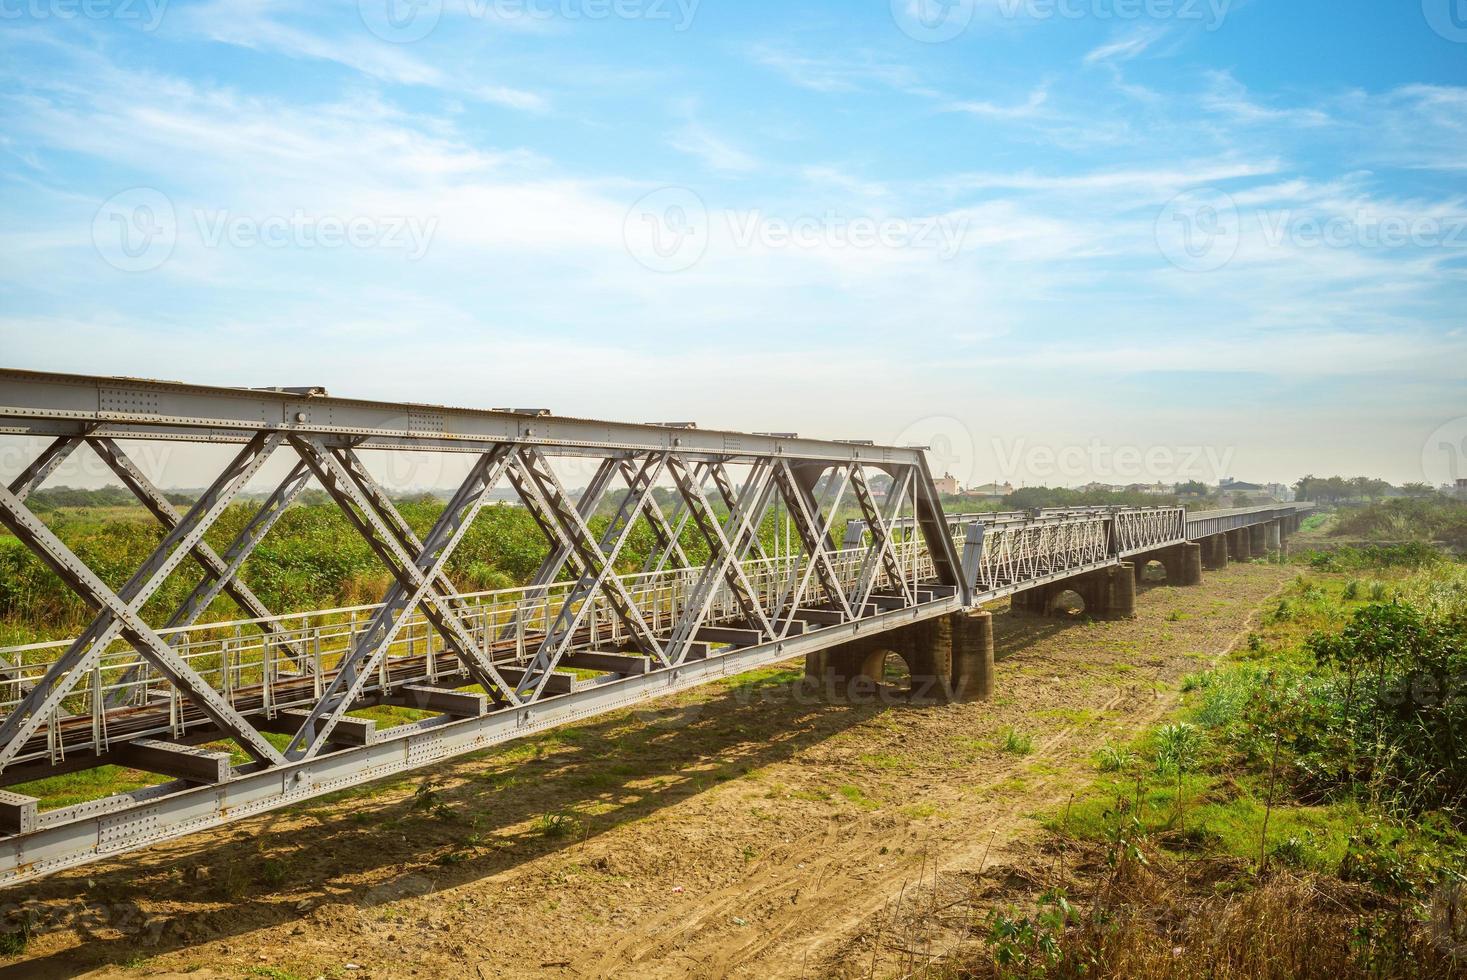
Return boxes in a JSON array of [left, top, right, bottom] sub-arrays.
[[0, 370, 1312, 885]]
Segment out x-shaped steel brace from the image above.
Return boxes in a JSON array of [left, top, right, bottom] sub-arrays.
[[849, 465, 916, 610], [283, 443, 517, 759], [772, 460, 855, 627], [88, 438, 309, 705], [513, 452, 669, 701], [289, 439, 521, 708], [640, 460, 717, 576], [497, 456, 622, 642], [620, 458, 691, 572], [332, 447, 467, 614], [707, 461, 772, 565], [507, 448, 666, 663], [0, 436, 287, 770], [0, 436, 87, 683], [660, 456, 778, 664]]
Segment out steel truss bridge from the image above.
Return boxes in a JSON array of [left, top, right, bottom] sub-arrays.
[[0, 370, 1311, 886]]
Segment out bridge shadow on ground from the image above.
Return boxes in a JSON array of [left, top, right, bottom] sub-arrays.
[[5, 666, 922, 975], [990, 600, 1101, 658], [5, 603, 1111, 976]]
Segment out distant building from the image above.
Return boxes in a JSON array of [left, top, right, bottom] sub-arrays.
[[1219, 478, 1284, 503], [933, 472, 960, 496], [1265, 483, 1296, 502], [1455, 479, 1467, 501], [1124, 482, 1172, 495], [962, 481, 1014, 500]]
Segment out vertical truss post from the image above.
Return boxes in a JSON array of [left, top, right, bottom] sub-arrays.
[[911, 455, 968, 605]]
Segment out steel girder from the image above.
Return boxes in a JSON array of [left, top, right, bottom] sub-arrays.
[[0, 369, 923, 466]]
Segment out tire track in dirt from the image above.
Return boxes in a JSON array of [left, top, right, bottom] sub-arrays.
[[585, 567, 1295, 978]]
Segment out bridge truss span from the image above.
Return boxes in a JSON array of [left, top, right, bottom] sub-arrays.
[[0, 369, 1312, 885]]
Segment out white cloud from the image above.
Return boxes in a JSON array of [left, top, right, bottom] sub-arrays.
[[1202, 70, 1330, 127], [668, 123, 759, 174], [1084, 27, 1166, 65], [748, 44, 921, 94], [175, 0, 548, 111], [945, 86, 1050, 121]]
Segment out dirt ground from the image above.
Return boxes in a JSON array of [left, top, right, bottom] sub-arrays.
[[1, 562, 1296, 979]]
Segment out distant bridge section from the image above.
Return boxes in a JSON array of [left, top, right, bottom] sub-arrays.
[[0, 370, 1310, 885]]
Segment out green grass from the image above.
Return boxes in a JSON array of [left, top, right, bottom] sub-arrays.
[[999, 727, 1034, 755], [9, 764, 164, 811], [837, 784, 879, 811], [1050, 558, 1467, 887]]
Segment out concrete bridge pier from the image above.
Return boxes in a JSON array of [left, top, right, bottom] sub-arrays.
[[1265, 520, 1282, 552], [1248, 522, 1268, 555], [1228, 527, 1252, 561], [1011, 562, 1136, 619], [1202, 533, 1230, 570], [1131, 542, 1204, 587], [804, 611, 995, 703]]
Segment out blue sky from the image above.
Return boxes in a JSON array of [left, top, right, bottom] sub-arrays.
[[1, 0, 1464, 489]]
